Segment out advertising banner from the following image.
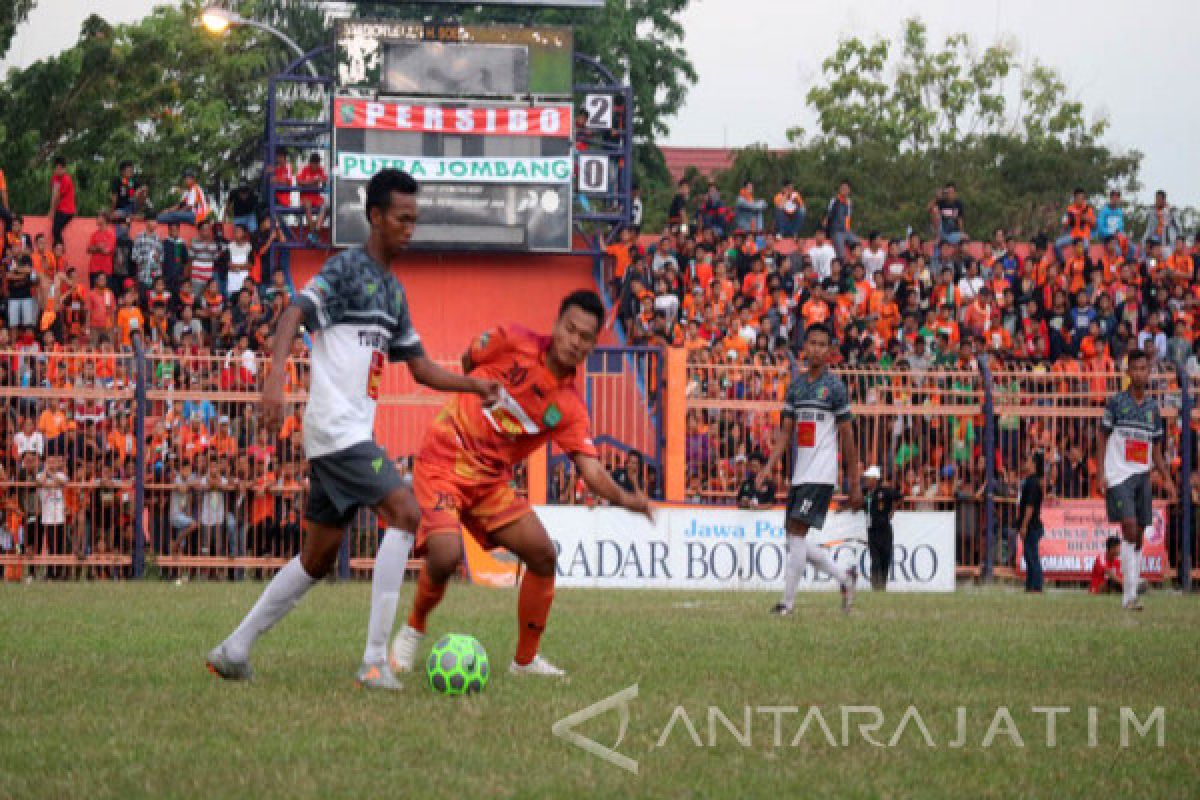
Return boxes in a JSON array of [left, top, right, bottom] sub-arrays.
[[517, 507, 956, 592], [1015, 501, 1169, 580]]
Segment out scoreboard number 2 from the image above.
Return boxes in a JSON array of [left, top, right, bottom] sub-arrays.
[[577, 155, 610, 194], [582, 94, 614, 129]]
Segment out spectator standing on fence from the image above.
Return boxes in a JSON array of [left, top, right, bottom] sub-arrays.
[[824, 179, 857, 261], [1054, 188, 1096, 263], [48, 157, 77, 248], [773, 181, 805, 240], [8, 253, 37, 329], [1017, 451, 1045, 593], [1098, 350, 1171, 612], [1096, 189, 1126, 242], [1143, 190, 1182, 254], [226, 183, 260, 234], [189, 221, 221, 295], [668, 179, 689, 231]]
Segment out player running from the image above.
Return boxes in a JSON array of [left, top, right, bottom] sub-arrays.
[[206, 169, 499, 688], [389, 290, 654, 677], [1097, 350, 1171, 612], [756, 323, 862, 614]]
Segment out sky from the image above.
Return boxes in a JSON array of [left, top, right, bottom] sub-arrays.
[[5, 0, 1198, 205]]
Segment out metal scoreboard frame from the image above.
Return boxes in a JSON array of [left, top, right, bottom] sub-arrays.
[[261, 9, 633, 262]]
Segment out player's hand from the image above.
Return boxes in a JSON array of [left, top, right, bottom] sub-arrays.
[[626, 492, 656, 524], [473, 378, 502, 407], [261, 369, 286, 435]]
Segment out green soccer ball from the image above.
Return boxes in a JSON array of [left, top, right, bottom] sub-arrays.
[[426, 633, 489, 696]]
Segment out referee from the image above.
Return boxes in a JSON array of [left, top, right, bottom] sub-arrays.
[[863, 466, 900, 591]]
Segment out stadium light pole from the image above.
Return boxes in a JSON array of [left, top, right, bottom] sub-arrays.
[[200, 6, 319, 78]]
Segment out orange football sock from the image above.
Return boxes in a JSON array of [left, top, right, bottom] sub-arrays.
[[407, 568, 447, 634], [514, 571, 555, 666]]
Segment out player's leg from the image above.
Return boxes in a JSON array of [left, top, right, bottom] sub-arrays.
[[1108, 476, 1144, 611], [391, 462, 468, 672], [488, 512, 565, 676], [867, 525, 888, 591], [207, 462, 349, 680], [774, 516, 810, 615], [359, 484, 419, 672]]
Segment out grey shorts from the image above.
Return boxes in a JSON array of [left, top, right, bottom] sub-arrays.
[[786, 483, 835, 530], [305, 441, 404, 528], [1105, 472, 1152, 528]]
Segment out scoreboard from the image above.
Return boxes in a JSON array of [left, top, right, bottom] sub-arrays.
[[332, 19, 588, 252]]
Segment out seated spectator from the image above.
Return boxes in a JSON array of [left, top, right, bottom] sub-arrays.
[[1089, 536, 1123, 594], [157, 169, 210, 225]]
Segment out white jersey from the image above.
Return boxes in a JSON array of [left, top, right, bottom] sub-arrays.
[[1101, 390, 1163, 487], [37, 472, 67, 526], [783, 370, 852, 486], [296, 247, 425, 458]]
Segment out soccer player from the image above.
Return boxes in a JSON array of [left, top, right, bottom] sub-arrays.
[[206, 169, 499, 688], [389, 291, 654, 677], [756, 323, 862, 614], [1097, 350, 1171, 612]]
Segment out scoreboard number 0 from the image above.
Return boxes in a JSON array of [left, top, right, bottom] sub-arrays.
[[582, 94, 614, 129], [577, 155, 610, 194]]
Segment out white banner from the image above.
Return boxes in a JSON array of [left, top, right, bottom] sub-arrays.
[[335, 153, 573, 184], [537, 507, 956, 592]]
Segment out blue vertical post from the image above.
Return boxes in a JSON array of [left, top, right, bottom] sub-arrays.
[[977, 354, 997, 582], [1177, 363, 1193, 591], [132, 333, 147, 578]]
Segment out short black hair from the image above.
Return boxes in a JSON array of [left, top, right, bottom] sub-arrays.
[[558, 289, 605, 330], [1105, 535, 1120, 550], [53, 156, 66, 167], [365, 169, 418, 223], [1128, 350, 1148, 366], [119, 160, 133, 171], [806, 322, 832, 340]]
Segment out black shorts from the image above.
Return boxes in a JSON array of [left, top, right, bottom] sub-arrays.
[[305, 441, 405, 528], [1105, 472, 1153, 528], [786, 484, 835, 530]]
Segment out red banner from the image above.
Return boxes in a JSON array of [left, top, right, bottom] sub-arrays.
[[334, 98, 573, 137], [1016, 501, 1170, 580]]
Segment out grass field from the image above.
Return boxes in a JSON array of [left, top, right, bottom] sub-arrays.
[[2, 582, 1197, 799]]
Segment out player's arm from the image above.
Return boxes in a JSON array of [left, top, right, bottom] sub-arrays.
[[572, 453, 653, 521], [261, 304, 304, 435], [1151, 423, 1173, 499], [756, 416, 794, 492], [838, 417, 863, 509], [406, 355, 499, 404]]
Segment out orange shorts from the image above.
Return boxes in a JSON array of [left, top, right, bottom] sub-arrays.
[[413, 459, 531, 553]]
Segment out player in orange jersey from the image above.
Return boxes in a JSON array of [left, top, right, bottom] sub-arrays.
[[391, 290, 654, 677]]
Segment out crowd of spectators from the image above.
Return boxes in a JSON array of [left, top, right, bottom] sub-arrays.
[[608, 175, 1197, 509], [0, 154, 331, 577]]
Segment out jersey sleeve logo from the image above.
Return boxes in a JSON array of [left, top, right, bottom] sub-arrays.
[[542, 403, 562, 428]]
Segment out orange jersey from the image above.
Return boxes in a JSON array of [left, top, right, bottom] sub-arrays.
[[419, 325, 597, 483]]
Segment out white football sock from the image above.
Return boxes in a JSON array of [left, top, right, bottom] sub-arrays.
[[1131, 540, 1143, 598], [808, 545, 849, 586], [223, 556, 316, 661], [363, 528, 415, 664], [1120, 540, 1137, 605], [781, 535, 808, 608]]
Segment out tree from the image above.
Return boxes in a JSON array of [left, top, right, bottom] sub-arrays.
[[0, 0, 37, 61], [0, 1, 326, 216], [716, 19, 1141, 240]]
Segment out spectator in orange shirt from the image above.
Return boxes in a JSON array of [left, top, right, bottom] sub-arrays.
[[1054, 187, 1096, 262], [115, 288, 145, 347], [773, 180, 805, 239]]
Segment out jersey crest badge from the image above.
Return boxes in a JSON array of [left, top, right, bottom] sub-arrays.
[[543, 404, 562, 428]]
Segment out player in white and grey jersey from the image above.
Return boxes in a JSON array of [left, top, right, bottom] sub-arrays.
[[208, 169, 500, 687], [758, 323, 863, 615], [1097, 350, 1171, 612]]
